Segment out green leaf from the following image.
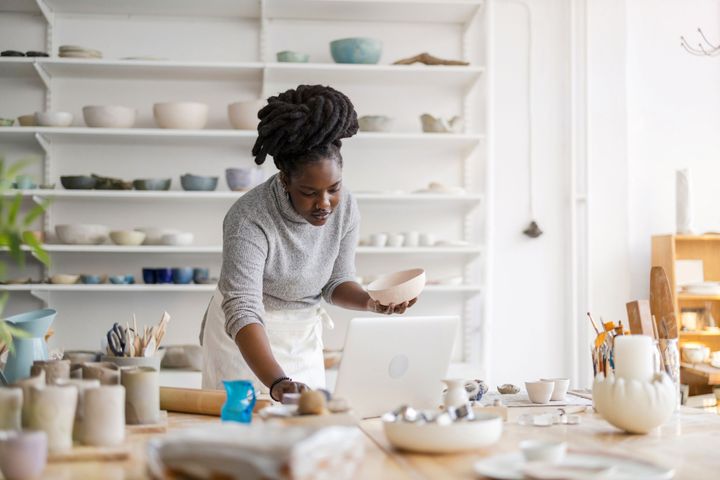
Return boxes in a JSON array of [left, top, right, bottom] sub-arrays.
[[6, 193, 22, 226], [6, 233, 24, 268], [23, 231, 49, 266], [23, 199, 50, 227]]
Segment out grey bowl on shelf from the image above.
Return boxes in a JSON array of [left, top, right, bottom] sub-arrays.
[[180, 174, 218, 191], [276, 50, 310, 63], [61, 175, 96, 190], [133, 178, 172, 191], [330, 37, 382, 64]]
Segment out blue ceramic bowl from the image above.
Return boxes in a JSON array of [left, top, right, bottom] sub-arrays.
[[133, 178, 172, 191], [276, 50, 310, 63], [330, 37, 382, 64], [81, 274, 103, 284], [125, 275, 135, 284], [155, 268, 172, 284], [109, 275, 132, 285], [180, 174, 218, 192], [61, 175, 96, 190], [172, 267, 194, 284], [193, 267, 210, 284], [142, 268, 157, 284]]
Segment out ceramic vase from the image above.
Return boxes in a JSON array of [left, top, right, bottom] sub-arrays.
[[0, 430, 48, 480], [443, 379, 468, 409], [0, 388, 23, 430], [81, 385, 125, 447], [27, 385, 78, 453], [82, 362, 120, 385], [121, 367, 160, 425], [57, 379, 100, 441], [31, 359, 71, 385], [2, 309, 56, 384], [11, 370, 45, 428]]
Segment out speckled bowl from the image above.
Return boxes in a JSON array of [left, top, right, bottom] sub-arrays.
[[330, 37, 382, 64], [180, 174, 218, 191], [133, 178, 171, 191]]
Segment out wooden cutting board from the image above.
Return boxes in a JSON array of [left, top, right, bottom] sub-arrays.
[[650, 266, 679, 338]]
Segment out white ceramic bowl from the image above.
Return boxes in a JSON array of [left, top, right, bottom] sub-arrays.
[[228, 100, 265, 130], [525, 381, 555, 404], [160, 232, 194, 246], [34, 111, 73, 127], [55, 224, 109, 245], [540, 378, 570, 401], [109, 230, 146, 246], [520, 440, 567, 463], [367, 268, 425, 305], [383, 413, 502, 453], [682, 344, 709, 363], [82, 105, 136, 128], [153, 102, 208, 129], [50, 274, 80, 285], [134, 228, 180, 245]]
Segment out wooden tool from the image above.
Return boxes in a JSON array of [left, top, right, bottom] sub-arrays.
[[160, 387, 271, 416], [650, 266, 679, 338], [48, 444, 130, 462], [626, 300, 655, 336]]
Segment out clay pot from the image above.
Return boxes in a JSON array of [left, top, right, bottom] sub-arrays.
[[81, 385, 125, 447], [27, 385, 78, 453], [0, 430, 48, 480], [31, 359, 71, 385], [11, 370, 45, 428], [82, 362, 120, 385], [121, 367, 160, 425], [57, 379, 100, 441], [0, 388, 23, 430]]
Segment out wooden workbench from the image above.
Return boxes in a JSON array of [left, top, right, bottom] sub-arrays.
[[36, 407, 720, 480]]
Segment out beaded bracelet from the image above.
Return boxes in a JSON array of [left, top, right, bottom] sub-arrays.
[[269, 376, 290, 402]]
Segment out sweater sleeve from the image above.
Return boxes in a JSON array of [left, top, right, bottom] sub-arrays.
[[219, 217, 268, 340], [322, 196, 360, 304]]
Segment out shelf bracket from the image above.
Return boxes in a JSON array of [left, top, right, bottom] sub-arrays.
[[32, 63, 51, 90], [34, 133, 50, 154], [35, 0, 53, 25]]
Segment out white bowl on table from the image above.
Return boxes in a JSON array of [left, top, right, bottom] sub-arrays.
[[153, 102, 208, 129], [55, 224, 109, 245], [367, 268, 425, 305], [82, 105, 136, 128], [35, 111, 73, 127], [383, 412, 502, 453]]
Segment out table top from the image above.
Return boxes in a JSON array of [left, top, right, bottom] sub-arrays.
[[38, 407, 720, 480]]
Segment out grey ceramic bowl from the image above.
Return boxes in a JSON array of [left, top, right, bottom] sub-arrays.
[[61, 175, 96, 190], [133, 178, 172, 191], [180, 174, 218, 191], [276, 50, 310, 63], [225, 168, 255, 191], [330, 37, 382, 64]]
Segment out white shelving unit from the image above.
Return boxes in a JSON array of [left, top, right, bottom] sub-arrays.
[[0, 0, 489, 374]]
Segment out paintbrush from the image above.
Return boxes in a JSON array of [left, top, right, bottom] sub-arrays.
[[587, 312, 601, 335]]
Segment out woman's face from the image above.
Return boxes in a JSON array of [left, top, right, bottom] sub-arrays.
[[283, 157, 342, 226]]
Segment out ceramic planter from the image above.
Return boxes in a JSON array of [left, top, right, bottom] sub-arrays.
[[57, 379, 100, 441], [11, 370, 45, 428], [82, 362, 121, 385], [30, 359, 71, 385], [0, 430, 48, 480], [0, 388, 23, 430], [121, 367, 160, 425], [27, 385, 78, 453], [81, 385, 125, 447]]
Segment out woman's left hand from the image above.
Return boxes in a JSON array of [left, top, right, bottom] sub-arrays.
[[367, 298, 418, 315]]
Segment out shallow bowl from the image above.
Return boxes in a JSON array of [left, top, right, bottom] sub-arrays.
[[367, 268, 425, 305], [50, 274, 80, 285], [358, 115, 393, 132], [180, 174, 218, 191], [133, 178, 171, 191], [134, 227, 180, 245], [110, 230, 146, 246], [153, 102, 208, 129], [160, 232, 194, 246], [35, 111, 73, 127], [55, 224, 109, 245], [276, 50, 310, 63], [60, 175, 96, 190], [383, 413, 502, 453]]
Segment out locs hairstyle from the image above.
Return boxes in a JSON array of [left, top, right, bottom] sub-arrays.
[[251, 85, 359, 177]]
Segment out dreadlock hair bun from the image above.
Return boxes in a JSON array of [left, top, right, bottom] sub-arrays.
[[252, 85, 358, 175]]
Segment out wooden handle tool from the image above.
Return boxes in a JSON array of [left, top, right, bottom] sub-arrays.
[[160, 387, 270, 416]]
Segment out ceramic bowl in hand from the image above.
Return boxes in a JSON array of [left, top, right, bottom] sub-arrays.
[[367, 268, 425, 305], [330, 37, 382, 64], [61, 175, 96, 190], [110, 230, 146, 246], [383, 413, 502, 453], [34, 111, 73, 127], [153, 102, 208, 129], [358, 115, 393, 132], [160, 232, 194, 246], [227, 100, 265, 130], [181, 174, 218, 191], [55, 224, 109, 245], [133, 178, 171, 191], [276, 50, 310, 63], [50, 274, 80, 285], [82, 105, 136, 128]]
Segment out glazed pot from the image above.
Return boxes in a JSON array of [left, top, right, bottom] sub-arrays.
[[330, 37, 382, 64], [0, 388, 23, 430], [121, 367, 160, 425], [30, 359, 71, 385], [193, 268, 209, 284], [0, 430, 48, 480], [81, 362, 120, 385], [27, 384, 78, 453], [2, 309, 56, 384], [11, 370, 45, 427], [171, 267, 193, 284], [81, 385, 125, 447]]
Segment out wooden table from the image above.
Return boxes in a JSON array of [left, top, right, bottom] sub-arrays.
[[37, 407, 720, 480]]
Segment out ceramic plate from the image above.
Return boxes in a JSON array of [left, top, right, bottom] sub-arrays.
[[474, 451, 674, 480]]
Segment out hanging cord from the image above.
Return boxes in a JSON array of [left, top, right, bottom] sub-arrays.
[[680, 28, 720, 56]]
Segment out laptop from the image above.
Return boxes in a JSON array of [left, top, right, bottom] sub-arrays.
[[333, 316, 459, 418]]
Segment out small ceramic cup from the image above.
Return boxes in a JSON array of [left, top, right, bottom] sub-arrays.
[[387, 233, 405, 248], [56, 378, 100, 442], [0, 388, 23, 430], [81, 385, 125, 447], [193, 267, 210, 284], [11, 370, 45, 427], [121, 367, 160, 425], [404, 231, 420, 248], [369, 233, 388, 247], [540, 378, 570, 401], [171, 267, 193, 284], [419, 233, 436, 247], [27, 384, 78, 453], [525, 381, 555, 404], [0, 430, 48, 480], [14, 175, 36, 190], [82, 362, 121, 385], [142, 268, 157, 284], [30, 359, 71, 385], [155, 268, 172, 284]]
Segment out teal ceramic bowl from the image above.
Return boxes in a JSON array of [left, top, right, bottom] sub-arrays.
[[330, 37, 382, 64], [133, 178, 171, 191], [276, 50, 310, 63]]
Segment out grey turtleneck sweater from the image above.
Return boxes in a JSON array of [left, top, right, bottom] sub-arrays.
[[217, 173, 360, 340]]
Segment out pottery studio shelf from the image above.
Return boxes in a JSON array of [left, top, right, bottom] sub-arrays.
[[680, 362, 720, 385]]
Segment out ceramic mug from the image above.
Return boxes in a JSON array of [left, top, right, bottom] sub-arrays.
[[0, 388, 23, 430], [31, 359, 71, 385], [121, 366, 160, 425], [11, 369, 45, 427], [0, 430, 48, 480], [57, 379, 100, 441], [193, 268, 209, 284], [419, 233, 436, 247], [387, 233, 405, 248], [404, 231, 420, 248], [155, 268, 172, 284], [27, 384, 78, 453], [81, 385, 125, 447], [82, 362, 121, 385], [369, 233, 388, 248]]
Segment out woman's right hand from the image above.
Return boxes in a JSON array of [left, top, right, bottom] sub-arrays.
[[271, 379, 310, 402], [367, 298, 418, 315]]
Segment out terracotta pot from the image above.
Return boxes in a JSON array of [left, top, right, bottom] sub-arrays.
[[0, 430, 47, 480], [81, 385, 125, 447], [11, 370, 45, 428], [27, 385, 78, 453], [0, 388, 23, 430], [121, 367, 159, 425], [31, 359, 71, 385], [57, 379, 100, 441], [82, 362, 120, 385]]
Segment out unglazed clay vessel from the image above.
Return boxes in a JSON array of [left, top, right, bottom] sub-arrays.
[[0, 388, 23, 430], [56, 379, 100, 441], [27, 384, 78, 453], [0, 430, 48, 480], [525, 381, 554, 404], [81, 385, 125, 447], [227, 100, 265, 130], [30, 359, 71, 385], [11, 370, 44, 427], [541, 377, 570, 401], [367, 268, 425, 305], [121, 367, 160, 425], [593, 371, 676, 434], [82, 362, 120, 385]]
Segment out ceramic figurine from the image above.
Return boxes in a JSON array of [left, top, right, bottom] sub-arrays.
[[81, 385, 125, 447], [30, 359, 71, 385], [420, 114, 464, 133], [27, 385, 78, 453], [0, 388, 22, 430], [121, 367, 160, 425]]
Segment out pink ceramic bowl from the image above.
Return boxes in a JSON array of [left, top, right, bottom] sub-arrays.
[[367, 268, 425, 305]]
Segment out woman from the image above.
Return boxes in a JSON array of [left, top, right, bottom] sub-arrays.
[[201, 85, 416, 402]]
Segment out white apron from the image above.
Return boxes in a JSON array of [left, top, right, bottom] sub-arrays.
[[201, 288, 333, 394]]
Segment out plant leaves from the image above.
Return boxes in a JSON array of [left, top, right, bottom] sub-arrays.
[[6, 193, 22, 226], [23, 199, 50, 227], [23, 231, 49, 266]]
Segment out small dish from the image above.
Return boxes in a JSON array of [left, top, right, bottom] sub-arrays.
[[109, 230, 146, 246], [276, 50, 310, 63], [50, 274, 80, 285], [108, 275, 134, 285], [520, 440, 567, 463], [133, 178, 171, 191]]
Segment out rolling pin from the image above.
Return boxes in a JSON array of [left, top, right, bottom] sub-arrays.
[[160, 387, 271, 416]]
